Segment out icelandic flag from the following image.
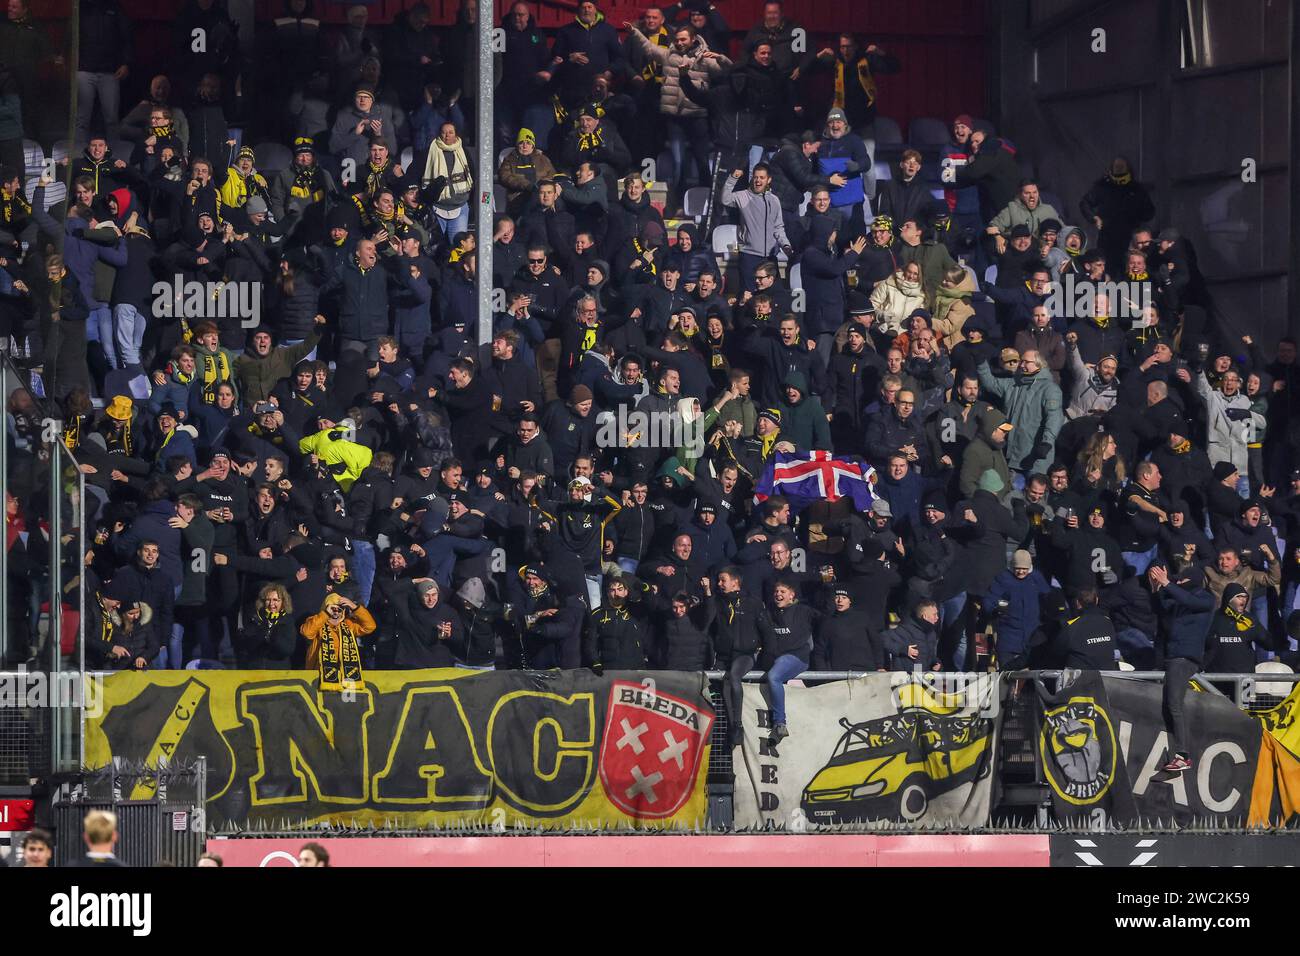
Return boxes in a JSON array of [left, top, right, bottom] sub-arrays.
[[753, 451, 877, 512]]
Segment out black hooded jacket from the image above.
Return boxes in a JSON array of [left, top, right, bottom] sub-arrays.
[[1205, 583, 1270, 673]]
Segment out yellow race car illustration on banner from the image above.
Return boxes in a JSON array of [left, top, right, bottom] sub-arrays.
[[801, 683, 994, 824]]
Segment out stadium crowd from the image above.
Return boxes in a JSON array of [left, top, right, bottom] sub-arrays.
[[3, 0, 1299, 750]]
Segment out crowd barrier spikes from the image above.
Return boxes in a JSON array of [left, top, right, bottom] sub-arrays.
[[204, 814, 1299, 837]]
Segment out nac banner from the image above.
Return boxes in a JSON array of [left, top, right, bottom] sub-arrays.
[[85, 670, 714, 830], [1037, 673, 1300, 828], [733, 673, 1002, 829]]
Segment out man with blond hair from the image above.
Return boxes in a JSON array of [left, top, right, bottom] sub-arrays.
[[69, 810, 125, 867]]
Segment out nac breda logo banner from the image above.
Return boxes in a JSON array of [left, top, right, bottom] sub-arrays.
[[733, 673, 1001, 829], [85, 671, 713, 830], [1037, 673, 1300, 827]]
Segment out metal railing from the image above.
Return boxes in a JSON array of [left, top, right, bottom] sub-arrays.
[[709, 668, 1300, 710], [51, 759, 208, 868], [1, 353, 86, 777]]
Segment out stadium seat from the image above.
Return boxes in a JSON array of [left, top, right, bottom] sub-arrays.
[[797, 191, 811, 216], [873, 159, 893, 183], [711, 223, 737, 257], [400, 146, 414, 172], [655, 148, 673, 188], [930, 187, 945, 202], [1254, 661, 1294, 699], [873, 117, 904, 145], [23, 139, 44, 177], [497, 147, 512, 165], [492, 183, 505, 212], [984, 264, 997, 285], [1040, 190, 1065, 217], [253, 142, 294, 175], [683, 186, 710, 221], [908, 117, 950, 147], [788, 262, 802, 291], [109, 138, 134, 164], [51, 140, 73, 165], [25, 177, 65, 212]]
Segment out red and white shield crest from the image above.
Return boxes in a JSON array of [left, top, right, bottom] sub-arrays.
[[599, 680, 713, 819]]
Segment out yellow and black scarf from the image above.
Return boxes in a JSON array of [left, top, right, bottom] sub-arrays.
[[1225, 605, 1255, 632], [150, 124, 175, 140], [317, 619, 365, 691], [291, 164, 326, 202], [62, 416, 81, 452], [198, 348, 232, 403], [633, 238, 656, 275], [577, 127, 605, 153], [2, 186, 31, 224], [833, 57, 877, 110], [1128, 270, 1149, 281], [640, 28, 668, 82], [108, 420, 135, 456], [363, 159, 392, 197]]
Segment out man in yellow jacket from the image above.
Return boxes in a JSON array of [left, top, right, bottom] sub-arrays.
[[219, 146, 270, 212], [299, 419, 374, 492], [300, 593, 375, 691]]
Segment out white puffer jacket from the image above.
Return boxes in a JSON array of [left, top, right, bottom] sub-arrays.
[[870, 271, 927, 337], [627, 26, 730, 118]]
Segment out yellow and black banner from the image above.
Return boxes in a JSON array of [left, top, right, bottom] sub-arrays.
[[1038, 673, 1300, 828], [86, 670, 714, 830]]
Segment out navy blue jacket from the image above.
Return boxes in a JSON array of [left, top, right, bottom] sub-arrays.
[[985, 568, 1051, 659], [1157, 580, 1215, 663]]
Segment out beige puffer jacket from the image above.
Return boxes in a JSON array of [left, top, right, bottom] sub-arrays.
[[628, 25, 730, 118], [930, 271, 978, 346]]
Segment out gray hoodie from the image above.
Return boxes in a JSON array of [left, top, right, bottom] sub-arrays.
[[721, 173, 789, 258], [1045, 225, 1088, 282]]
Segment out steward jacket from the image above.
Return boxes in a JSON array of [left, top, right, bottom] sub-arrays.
[[1057, 606, 1119, 670]]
